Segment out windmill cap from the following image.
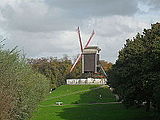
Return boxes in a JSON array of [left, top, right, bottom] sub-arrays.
[[84, 46, 101, 50], [83, 46, 101, 54]]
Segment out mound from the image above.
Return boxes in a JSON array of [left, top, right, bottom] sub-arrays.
[[40, 85, 116, 105]]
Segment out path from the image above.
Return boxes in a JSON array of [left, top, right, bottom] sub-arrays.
[[39, 102, 122, 107]]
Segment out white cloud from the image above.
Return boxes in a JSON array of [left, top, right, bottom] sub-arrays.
[[0, 0, 160, 63], [0, 0, 141, 33], [4, 30, 80, 58], [81, 16, 150, 62], [0, 0, 70, 32]]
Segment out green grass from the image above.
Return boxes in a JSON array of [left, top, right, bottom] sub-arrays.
[[31, 85, 153, 120], [47, 85, 100, 98], [31, 104, 152, 120], [41, 85, 115, 105]]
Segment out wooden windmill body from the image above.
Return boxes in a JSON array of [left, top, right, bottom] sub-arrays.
[[82, 46, 101, 73]]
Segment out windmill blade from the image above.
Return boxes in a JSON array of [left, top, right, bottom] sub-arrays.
[[100, 64, 107, 78], [69, 27, 83, 72], [70, 54, 82, 72], [77, 27, 83, 52], [70, 29, 95, 73], [84, 30, 95, 48]]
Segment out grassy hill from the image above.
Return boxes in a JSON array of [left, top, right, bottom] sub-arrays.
[[41, 85, 115, 105], [31, 85, 153, 120]]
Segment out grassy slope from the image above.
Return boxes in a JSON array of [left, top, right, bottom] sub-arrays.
[[41, 85, 115, 105], [31, 85, 153, 120], [47, 85, 100, 98]]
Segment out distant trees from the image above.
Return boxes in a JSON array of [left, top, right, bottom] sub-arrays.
[[100, 60, 112, 72], [0, 45, 49, 120], [108, 23, 160, 117], [28, 56, 113, 88], [28, 56, 72, 88]]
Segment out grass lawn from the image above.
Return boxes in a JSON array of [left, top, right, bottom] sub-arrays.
[[31, 104, 152, 120], [47, 85, 100, 98], [41, 85, 115, 105], [30, 85, 153, 120]]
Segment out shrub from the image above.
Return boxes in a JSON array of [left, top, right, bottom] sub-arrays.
[[0, 46, 49, 120]]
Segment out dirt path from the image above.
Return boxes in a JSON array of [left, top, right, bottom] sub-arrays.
[[39, 102, 122, 107], [45, 85, 108, 101]]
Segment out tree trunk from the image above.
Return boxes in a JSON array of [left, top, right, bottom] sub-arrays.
[[146, 100, 150, 112]]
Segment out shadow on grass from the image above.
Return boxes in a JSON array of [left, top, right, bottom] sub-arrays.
[[71, 86, 116, 104], [56, 86, 153, 120]]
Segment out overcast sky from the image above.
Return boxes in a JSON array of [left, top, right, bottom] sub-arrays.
[[0, 0, 160, 63]]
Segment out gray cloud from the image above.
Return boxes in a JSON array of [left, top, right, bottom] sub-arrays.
[[46, 0, 139, 16], [0, 0, 159, 63], [0, 1, 76, 32], [147, 0, 160, 8], [0, 0, 140, 33], [81, 16, 150, 62], [140, 0, 160, 10]]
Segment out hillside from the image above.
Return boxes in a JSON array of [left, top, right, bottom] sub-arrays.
[[31, 85, 153, 120], [40, 85, 116, 105]]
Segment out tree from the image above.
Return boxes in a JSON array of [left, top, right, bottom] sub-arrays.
[[108, 23, 160, 114], [100, 60, 112, 72], [28, 56, 72, 88], [0, 44, 49, 120]]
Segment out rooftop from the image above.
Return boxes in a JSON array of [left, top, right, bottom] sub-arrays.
[[83, 46, 101, 54], [84, 46, 101, 51]]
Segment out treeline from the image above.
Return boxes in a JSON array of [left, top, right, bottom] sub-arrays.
[[0, 45, 49, 120], [108, 23, 160, 118], [28, 57, 112, 89], [28, 56, 72, 89]]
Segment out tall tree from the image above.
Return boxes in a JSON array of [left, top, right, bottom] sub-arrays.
[[108, 23, 160, 113]]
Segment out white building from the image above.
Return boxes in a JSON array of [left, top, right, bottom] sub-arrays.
[[66, 78, 107, 85]]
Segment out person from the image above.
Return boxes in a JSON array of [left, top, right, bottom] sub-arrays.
[[99, 94, 102, 99], [50, 88, 56, 93]]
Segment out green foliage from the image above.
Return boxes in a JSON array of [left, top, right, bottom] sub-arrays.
[[100, 60, 113, 72], [28, 56, 72, 88], [28, 55, 112, 85], [108, 23, 160, 115], [0, 45, 49, 120], [67, 60, 83, 79]]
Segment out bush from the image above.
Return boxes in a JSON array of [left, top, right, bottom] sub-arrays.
[[0, 46, 50, 120]]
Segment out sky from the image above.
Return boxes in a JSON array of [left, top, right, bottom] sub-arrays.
[[0, 0, 160, 63]]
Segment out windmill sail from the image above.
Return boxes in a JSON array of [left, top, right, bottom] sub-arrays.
[[70, 28, 95, 72]]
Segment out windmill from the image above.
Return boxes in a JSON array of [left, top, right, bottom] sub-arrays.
[[70, 27, 107, 78], [70, 27, 95, 73], [66, 27, 108, 85]]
